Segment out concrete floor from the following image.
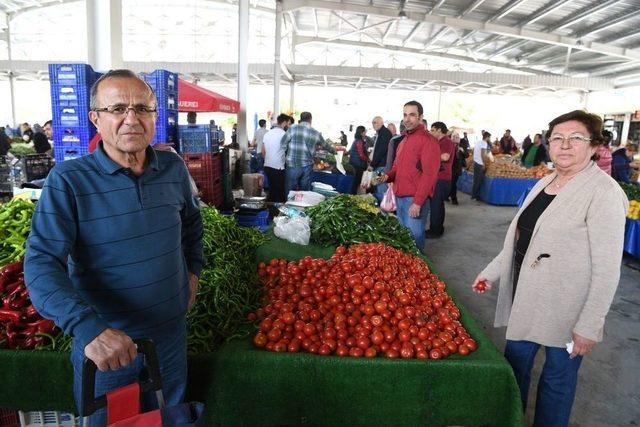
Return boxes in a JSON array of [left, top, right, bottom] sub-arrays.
[[422, 192, 640, 427]]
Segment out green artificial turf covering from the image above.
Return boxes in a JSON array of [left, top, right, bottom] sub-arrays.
[[0, 233, 522, 426]]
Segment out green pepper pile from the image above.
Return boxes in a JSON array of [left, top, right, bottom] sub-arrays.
[[8, 143, 36, 157], [306, 194, 419, 254], [619, 182, 640, 201], [187, 207, 268, 354], [0, 199, 35, 266]]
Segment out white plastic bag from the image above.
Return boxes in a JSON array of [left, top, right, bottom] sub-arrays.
[[380, 184, 396, 212], [274, 215, 311, 245], [286, 191, 326, 207], [360, 170, 374, 191]]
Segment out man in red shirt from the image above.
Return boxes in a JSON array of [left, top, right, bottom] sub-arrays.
[[426, 122, 455, 238], [380, 101, 440, 252]]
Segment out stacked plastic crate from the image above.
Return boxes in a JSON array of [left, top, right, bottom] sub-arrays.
[[49, 63, 101, 164], [179, 123, 224, 207], [139, 70, 179, 146]]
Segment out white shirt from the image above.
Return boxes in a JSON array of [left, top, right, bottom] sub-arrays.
[[263, 127, 286, 170], [473, 139, 488, 165], [254, 127, 268, 152]]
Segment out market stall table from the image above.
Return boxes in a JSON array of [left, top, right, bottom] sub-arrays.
[[457, 170, 539, 206], [624, 218, 640, 259], [0, 234, 522, 427]]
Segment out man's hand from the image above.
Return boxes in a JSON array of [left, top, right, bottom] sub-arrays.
[[378, 173, 389, 183], [570, 332, 596, 359], [84, 329, 137, 372], [472, 275, 492, 294], [408, 203, 421, 218], [188, 272, 199, 309]]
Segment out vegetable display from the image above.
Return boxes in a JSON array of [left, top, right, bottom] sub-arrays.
[[620, 183, 640, 219], [186, 207, 268, 354], [252, 243, 477, 359], [485, 155, 553, 179], [0, 261, 62, 350], [0, 199, 35, 266], [8, 143, 37, 157], [306, 195, 418, 254]]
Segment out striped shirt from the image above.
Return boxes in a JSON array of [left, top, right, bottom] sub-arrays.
[[24, 143, 203, 347], [280, 122, 334, 167]]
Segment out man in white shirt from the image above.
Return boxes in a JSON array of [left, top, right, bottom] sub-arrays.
[[262, 114, 292, 202], [252, 119, 268, 171], [472, 131, 491, 201]]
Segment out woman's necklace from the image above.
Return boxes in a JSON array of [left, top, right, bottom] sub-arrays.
[[553, 173, 577, 189]]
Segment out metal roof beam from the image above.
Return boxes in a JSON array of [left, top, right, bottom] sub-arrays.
[[403, 22, 422, 46], [429, 0, 447, 14], [459, 0, 487, 17], [575, 10, 640, 38], [599, 28, 640, 45], [293, 35, 555, 75], [281, 0, 640, 61], [328, 10, 386, 47], [325, 17, 394, 43]]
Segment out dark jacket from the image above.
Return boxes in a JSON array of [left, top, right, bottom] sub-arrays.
[[349, 138, 368, 169], [452, 143, 469, 176], [0, 131, 10, 156], [386, 134, 404, 171], [612, 148, 631, 183], [521, 143, 547, 167], [33, 132, 52, 154], [371, 125, 392, 169]]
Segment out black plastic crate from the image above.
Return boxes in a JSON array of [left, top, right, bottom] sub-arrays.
[[21, 154, 55, 181]]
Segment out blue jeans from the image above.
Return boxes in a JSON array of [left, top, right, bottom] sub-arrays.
[[395, 196, 430, 252], [285, 164, 313, 194], [72, 320, 187, 426], [373, 167, 388, 204], [504, 340, 583, 427]]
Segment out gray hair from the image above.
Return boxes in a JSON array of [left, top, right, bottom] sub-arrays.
[[89, 69, 156, 110]]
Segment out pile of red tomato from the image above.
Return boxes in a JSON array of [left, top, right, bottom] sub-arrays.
[[251, 243, 477, 360]]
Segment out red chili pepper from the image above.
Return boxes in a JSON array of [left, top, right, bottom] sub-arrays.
[[0, 261, 23, 277], [0, 309, 22, 323], [2, 286, 24, 309], [25, 319, 56, 335], [23, 304, 39, 320]]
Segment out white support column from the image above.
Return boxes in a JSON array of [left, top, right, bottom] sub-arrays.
[[86, 0, 123, 71], [437, 85, 443, 121], [238, 0, 249, 156], [621, 112, 631, 144], [273, 0, 283, 119], [6, 14, 16, 127], [289, 81, 295, 114]]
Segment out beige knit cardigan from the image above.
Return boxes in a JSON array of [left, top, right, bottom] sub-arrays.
[[480, 161, 629, 347]]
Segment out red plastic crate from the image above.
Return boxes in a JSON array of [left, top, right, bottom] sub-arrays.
[[0, 408, 19, 427], [182, 153, 223, 205]]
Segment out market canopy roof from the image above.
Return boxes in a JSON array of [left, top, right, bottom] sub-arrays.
[[178, 79, 240, 113]]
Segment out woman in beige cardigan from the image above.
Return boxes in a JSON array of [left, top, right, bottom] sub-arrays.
[[472, 110, 628, 427]]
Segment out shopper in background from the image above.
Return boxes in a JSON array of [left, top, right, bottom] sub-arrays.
[[427, 121, 455, 238], [448, 133, 468, 205], [379, 101, 440, 253], [370, 116, 392, 203], [186, 111, 197, 125], [611, 140, 640, 183], [472, 110, 627, 427], [20, 123, 34, 142], [460, 132, 470, 151], [32, 127, 52, 155], [385, 122, 405, 172], [595, 129, 613, 175], [24, 69, 203, 426], [472, 131, 491, 201], [521, 133, 547, 168], [281, 111, 335, 193], [252, 119, 268, 151], [387, 122, 398, 137], [522, 134, 533, 152], [339, 130, 348, 147], [0, 127, 11, 156], [349, 125, 369, 195], [263, 114, 291, 203], [499, 129, 517, 155]]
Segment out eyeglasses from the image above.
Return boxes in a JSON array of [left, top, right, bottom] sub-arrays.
[[548, 133, 591, 146], [93, 104, 157, 117]]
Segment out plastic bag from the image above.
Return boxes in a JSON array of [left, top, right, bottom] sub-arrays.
[[274, 215, 311, 245], [360, 170, 374, 190], [286, 191, 326, 207], [380, 184, 396, 212]]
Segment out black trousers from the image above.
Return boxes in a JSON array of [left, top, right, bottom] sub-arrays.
[[351, 167, 366, 195], [449, 172, 461, 202], [264, 166, 286, 203], [472, 162, 485, 200], [428, 179, 451, 235]]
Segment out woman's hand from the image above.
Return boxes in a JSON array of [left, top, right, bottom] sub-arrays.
[[378, 173, 389, 183], [570, 332, 596, 359], [472, 275, 492, 294]]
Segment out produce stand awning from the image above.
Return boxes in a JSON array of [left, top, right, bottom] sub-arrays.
[[0, 234, 522, 426], [178, 79, 240, 113]]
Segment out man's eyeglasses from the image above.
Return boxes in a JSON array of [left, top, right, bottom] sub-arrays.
[[93, 104, 157, 117], [548, 133, 591, 146]]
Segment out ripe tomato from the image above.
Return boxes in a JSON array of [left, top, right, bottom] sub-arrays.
[[336, 346, 349, 357], [463, 338, 478, 351], [458, 344, 470, 356], [364, 347, 377, 358], [253, 332, 267, 348], [429, 349, 442, 360], [349, 347, 364, 357]]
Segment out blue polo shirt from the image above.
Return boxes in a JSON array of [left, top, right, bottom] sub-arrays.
[[24, 143, 203, 347]]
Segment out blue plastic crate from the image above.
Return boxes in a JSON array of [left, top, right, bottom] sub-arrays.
[[179, 125, 220, 153], [49, 63, 99, 86], [152, 109, 179, 145], [156, 90, 178, 110], [235, 210, 270, 232], [140, 70, 178, 93], [50, 84, 91, 107], [52, 105, 90, 127], [53, 124, 95, 147], [54, 144, 89, 164]]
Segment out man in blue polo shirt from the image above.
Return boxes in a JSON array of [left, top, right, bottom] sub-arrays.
[[24, 69, 203, 423]]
